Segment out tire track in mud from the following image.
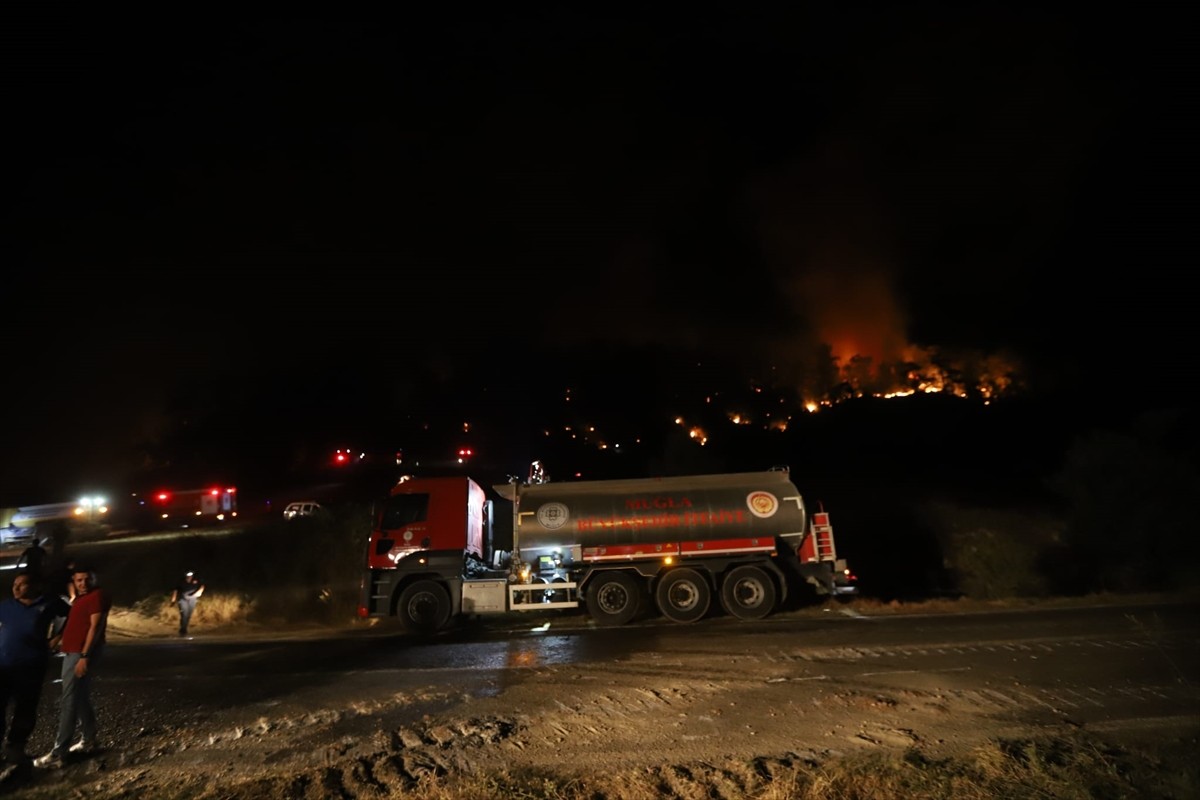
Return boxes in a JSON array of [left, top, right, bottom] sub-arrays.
[[170, 636, 1199, 797]]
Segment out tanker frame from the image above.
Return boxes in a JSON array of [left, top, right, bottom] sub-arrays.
[[358, 465, 856, 633]]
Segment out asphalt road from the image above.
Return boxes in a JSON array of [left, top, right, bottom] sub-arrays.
[[47, 597, 1200, 737]]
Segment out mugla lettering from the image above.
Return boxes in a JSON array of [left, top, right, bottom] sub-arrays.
[[625, 496, 694, 510]]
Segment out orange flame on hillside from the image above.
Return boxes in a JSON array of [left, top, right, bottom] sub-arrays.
[[788, 267, 1021, 408]]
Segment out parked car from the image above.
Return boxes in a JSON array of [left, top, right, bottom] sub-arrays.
[[283, 501, 322, 520]]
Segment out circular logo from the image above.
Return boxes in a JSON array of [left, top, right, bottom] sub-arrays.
[[536, 502, 570, 530], [746, 491, 778, 519]]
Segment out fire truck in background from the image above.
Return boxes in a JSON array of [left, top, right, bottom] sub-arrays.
[[122, 486, 239, 531], [359, 464, 856, 633], [3, 485, 240, 549], [0, 496, 109, 553]]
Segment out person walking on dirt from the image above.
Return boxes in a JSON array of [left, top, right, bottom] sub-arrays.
[[170, 572, 204, 637]]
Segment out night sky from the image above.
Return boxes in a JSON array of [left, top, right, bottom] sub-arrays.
[[4, 8, 1196, 506]]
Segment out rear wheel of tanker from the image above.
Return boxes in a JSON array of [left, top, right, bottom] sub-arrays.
[[586, 571, 644, 626], [396, 579, 451, 634], [655, 568, 711, 624], [720, 564, 777, 620]]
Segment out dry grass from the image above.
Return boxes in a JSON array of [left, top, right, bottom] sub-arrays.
[[298, 733, 1195, 800], [122, 592, 259, 635]]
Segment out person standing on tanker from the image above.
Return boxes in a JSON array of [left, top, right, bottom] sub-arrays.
[[34, 566, 110, 769], [0, 572, 56, 778], [170, 572, 204, 637]]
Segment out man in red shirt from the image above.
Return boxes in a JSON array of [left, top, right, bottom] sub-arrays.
[[34, 566, 110, 769]]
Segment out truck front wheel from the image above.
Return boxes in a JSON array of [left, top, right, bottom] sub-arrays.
[[720, 564, 777, 620], [586, 572, 644, 626], [396, 579, 451, 634]]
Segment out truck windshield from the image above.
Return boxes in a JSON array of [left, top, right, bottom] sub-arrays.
[[379, 494, 429, 530]]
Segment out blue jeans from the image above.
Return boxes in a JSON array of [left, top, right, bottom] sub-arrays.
[[51, 652, 97, 753], [178, 598, 197, 634]]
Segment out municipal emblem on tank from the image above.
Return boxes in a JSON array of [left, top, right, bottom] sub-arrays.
[[537, 502, 569, 530], [746, 491, 778, 519]]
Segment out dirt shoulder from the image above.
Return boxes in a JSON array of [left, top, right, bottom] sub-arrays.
[[7, 593, 1195, 800]]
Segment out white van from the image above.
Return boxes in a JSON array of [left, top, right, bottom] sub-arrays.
[[283, 501, 322, 520]]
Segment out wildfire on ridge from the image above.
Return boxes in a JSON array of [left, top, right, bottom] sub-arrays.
[[807, 345, 1020, 409], [780, 265, 1021, 410]]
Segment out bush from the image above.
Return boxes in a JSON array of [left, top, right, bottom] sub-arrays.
[[922, 500, 1059, 600]]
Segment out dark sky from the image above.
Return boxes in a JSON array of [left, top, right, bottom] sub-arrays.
[[4, 8, 1196, 504]]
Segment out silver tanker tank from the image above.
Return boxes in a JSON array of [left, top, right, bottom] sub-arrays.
[[500, 469, 809, 566]]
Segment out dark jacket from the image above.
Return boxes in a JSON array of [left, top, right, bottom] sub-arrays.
[[0, 595, 55, 669]]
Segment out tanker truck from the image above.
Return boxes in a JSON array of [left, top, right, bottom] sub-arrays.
[[359, 465, 856, 633]]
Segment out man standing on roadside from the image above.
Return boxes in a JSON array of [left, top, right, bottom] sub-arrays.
[[34, 566, 110, 769], [0, 572, 56, 780], [170, 571, 204, 637], [16, 538, 47, 581]]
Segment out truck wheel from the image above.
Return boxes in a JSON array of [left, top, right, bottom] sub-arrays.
[[655, 568, 711, 624], [720, 565, 777, 620], [396, 579, 451, 634], [586, 572, 643, 626]]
